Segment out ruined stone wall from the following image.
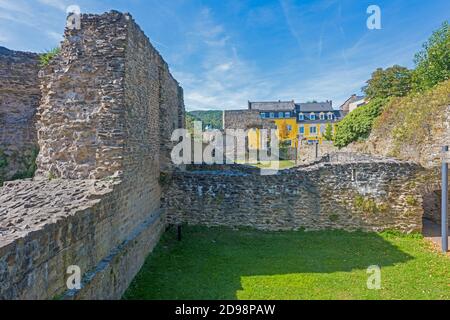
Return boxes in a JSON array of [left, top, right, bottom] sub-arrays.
[[165, 158, 425, 233], [0, 11, 184, 300], [0, 47, 40, 183], [297, 141, 339, 165], [223, 110, 276, 130]]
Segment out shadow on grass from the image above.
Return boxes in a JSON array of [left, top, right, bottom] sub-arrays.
[[123, 226, 417, 300]]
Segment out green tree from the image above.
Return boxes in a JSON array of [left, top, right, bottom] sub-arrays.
[[277, 120, 290, 140], [188, 111, 223, 130], [412, 22, 450, 91], [323, 123, 334, 141], [334, 98, 387, 148], [364, 65, 413, 99]]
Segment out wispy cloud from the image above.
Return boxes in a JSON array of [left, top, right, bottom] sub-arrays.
[[37, 0, 68, 12], [0, 0, 71, 50], [174, 6, 277, 111]]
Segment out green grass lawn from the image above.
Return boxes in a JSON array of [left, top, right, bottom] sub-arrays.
[[236, 160, 296, 170], [253, 160, 296, 170], [123, 226, 450, 300]]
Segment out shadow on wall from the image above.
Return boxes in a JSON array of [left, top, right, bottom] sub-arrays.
[[124, 226, 413, 300], [420, 169, 450, 228]]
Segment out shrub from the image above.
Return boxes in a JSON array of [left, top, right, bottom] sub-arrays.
[[334, 98, 387, 148]]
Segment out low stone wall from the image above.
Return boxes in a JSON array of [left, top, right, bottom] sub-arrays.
[[0, 47, 40, 183], [297, 142, 339, 164], [165, 158, 425, 233], [0, 178, 163, 299]]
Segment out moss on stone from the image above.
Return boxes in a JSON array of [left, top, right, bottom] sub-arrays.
[[353, 195, 384, 214], [329, 214, 340, 222], [405, 195, 418, 206], [377, 203, 389, 213]]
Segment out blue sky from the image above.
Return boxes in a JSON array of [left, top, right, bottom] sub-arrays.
[[0, 0, 449, 111]]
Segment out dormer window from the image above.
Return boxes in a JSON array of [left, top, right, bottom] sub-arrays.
[[328, 113, 334, 120], [261, 113, 266, 119], [320, 113, 325, 120], [270, 113, 275, 118], [285, 112, 291, 118], [278, 112, 284, 118], [310, 113, 316, 121], [299, 113, 305, 121]]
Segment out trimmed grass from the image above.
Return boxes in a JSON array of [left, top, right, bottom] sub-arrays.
[[123, 226, 450, 300], [250, 160, 296, 170]]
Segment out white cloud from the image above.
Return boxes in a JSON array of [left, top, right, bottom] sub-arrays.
[[38, 0, 68, 12]]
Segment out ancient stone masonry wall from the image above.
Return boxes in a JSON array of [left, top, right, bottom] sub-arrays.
[[165, 156, 425, 233], [0, 47, 40, 183], [343, 101, 450, 225], [223, 110, 276, 130], [36, 13, 129, 180], [0, 11, 184, 300]]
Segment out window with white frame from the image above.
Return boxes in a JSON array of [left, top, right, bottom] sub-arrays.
[[310, 113, 316, 121], [285, 112, 291, 118], [299, 126, 305, 134], [320, 113, 325, 120], [310, 126, 317, 134], [278, 112, 284, 118], [328, 113, 334, 120], [299, 113, 304, 121], [270, 112, 275, 118], [261, 113, 266, 118]]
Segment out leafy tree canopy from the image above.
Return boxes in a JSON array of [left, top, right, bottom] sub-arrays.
[[412, 21, 450, 91], [185, 110, 223, 133], [363, 65, 413, 99]]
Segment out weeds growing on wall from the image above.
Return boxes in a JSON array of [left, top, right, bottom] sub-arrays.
[[373, 79, 450, 155], [39, 47, 61, 67]]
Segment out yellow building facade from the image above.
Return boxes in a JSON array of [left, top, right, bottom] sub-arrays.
[[248, 119, 337, 149], [244, 101, 342, 150]]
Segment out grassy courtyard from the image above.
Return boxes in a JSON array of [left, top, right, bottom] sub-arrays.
[[123, 226, 450, 300]]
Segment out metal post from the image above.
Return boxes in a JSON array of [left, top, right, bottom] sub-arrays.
[[315, 141, 319, 159], [442, 146, 448, 253]]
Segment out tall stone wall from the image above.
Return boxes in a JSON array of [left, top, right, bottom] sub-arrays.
[[0, 47, 40, 183], [0, 11, 184, 300], [165, 157, 425, 233]]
